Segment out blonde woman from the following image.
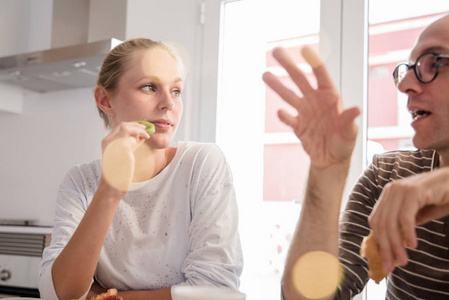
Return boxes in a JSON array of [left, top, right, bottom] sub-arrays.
[[39, 38, 243, 300]]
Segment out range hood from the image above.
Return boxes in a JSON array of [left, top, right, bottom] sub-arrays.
[[0, 38, 122, 92]]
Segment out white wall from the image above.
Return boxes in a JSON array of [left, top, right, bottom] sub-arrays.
[[0, 0, 211, 226], [0, 89, 106, 225], [124, 0, 221, 143]]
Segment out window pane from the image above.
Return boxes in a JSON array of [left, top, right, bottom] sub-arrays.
[[263, 144, 309, 202], [367, 2, 449, 159], [218, 0, 320, 298]]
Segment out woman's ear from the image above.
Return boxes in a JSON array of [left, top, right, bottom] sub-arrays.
[[95, 86, 113, 116]]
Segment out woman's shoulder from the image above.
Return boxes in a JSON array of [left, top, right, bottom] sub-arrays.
[[67, 159, 102, 176], [178, 141, 225, 158], [176, 141, 229, 170], [60, 159, 102, 190]]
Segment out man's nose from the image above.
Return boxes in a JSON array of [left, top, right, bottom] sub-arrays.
[[397, 68, 422, 94]]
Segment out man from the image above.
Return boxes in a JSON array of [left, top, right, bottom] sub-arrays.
[[263, 13, 449, 299]]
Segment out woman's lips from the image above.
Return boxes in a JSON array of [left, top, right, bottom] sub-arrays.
[[152, 120, 173, 130]]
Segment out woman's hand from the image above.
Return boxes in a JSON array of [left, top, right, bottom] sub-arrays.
[[101, 121, 150, 194], [262, 47, 360, 168], [369, 167, 449, 274]]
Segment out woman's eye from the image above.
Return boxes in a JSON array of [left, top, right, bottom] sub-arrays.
[[172, 90, 181, 97], [142, 85, 154, 92]]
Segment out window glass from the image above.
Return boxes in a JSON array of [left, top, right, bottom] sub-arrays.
[[367, 2, 449, 159], [218, 0, 320, 298]]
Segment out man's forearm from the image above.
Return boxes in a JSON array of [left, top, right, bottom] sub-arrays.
[[282, 162, 350, 300]]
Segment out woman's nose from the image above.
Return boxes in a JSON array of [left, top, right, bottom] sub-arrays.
[[159, 89, 174, 111]]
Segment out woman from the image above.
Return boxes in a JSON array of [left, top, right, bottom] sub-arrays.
[[38, 38, 243, 300]]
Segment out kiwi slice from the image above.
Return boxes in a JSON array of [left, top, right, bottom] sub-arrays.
[[134, 120, 155, 135]]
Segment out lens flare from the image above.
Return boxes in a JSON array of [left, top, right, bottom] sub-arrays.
[[101, 138, 134, 192], [301, 46, 323, 69], [292, 251, 342, 299]]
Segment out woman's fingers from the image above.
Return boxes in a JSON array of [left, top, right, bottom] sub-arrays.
[[100, 121, 151, 193], [102, 122, 150, 153], [120, 122, 150, 141]]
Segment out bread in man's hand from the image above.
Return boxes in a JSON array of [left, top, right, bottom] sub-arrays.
[[360, 231, 389, 284]]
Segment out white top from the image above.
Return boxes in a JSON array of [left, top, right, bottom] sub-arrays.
[[38, 141, 243, 300]]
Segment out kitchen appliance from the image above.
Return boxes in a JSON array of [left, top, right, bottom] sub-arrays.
[[0, 221, 52, 298], [0, 38, 122, 92]]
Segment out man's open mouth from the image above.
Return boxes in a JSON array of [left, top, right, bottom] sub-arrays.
[[411, 109, 431, 120]]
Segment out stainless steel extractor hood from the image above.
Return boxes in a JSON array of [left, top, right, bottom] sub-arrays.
[[0, 38, 122, 92]]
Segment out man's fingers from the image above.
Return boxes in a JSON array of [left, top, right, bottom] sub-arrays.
[[272, 47, 314, 95], [301, 46, 323, 69], [262, 72, 302, 109], [371, 185, 412, 272], [301, 47, 335, 91], [416, 203, 449, 226], [398, 198, 419, 250], [278, 110, 298, 129], [339, 107, 361, 140]]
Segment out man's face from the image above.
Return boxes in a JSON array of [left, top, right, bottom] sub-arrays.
[[398, 15, 449, 155]]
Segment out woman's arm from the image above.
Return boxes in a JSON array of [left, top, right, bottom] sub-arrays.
[[179, 143, 243, 289], [88, 283, 172, 300], [51, 122, 149, 299], [52, 180, 122, 299], [116, 287, 172, 300]]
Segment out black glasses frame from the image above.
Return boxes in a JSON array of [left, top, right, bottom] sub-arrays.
[[392, 52, 449, 87]]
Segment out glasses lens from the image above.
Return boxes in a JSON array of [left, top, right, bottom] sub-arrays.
[[393, 64, 409, 86], [416, 53, 438, 83]]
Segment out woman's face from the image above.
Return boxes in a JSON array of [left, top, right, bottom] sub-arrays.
[[109, 47, 184, 149]]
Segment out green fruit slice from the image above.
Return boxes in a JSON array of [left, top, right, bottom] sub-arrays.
[[134, 120, 155, 135]]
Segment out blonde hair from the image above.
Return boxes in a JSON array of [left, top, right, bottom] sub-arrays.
[[96, 38, 183, 128]]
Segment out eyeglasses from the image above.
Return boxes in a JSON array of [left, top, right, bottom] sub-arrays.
[[392, 52, 449, 87]]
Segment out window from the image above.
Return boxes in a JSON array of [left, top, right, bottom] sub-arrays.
[[217, 0, 320, 298], [214, 0, 449, 299], [367, 4, 449, 156]]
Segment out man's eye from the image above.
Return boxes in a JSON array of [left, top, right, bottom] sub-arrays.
[[438, 57, 449, 67], [142, 85, 154, 92]]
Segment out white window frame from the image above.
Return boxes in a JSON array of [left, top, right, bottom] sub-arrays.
[[200, 0, 368, 197], [202, 0, 369, 298]]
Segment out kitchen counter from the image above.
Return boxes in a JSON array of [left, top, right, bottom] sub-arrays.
[[0, 225, 52, 235]]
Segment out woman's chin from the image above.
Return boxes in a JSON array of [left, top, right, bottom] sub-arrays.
[[147, 136, 173, 149]]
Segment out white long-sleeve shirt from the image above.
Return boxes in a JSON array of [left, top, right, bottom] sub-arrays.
[[38, 141, 243, 299]]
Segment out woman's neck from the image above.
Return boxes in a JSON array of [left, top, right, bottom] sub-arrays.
[[132, 143, 175, 182]]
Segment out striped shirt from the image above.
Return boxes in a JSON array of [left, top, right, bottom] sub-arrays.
[[334, 149, 449, 299]]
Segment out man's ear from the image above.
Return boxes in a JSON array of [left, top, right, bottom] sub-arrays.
[[95, 86, 113, 115]]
